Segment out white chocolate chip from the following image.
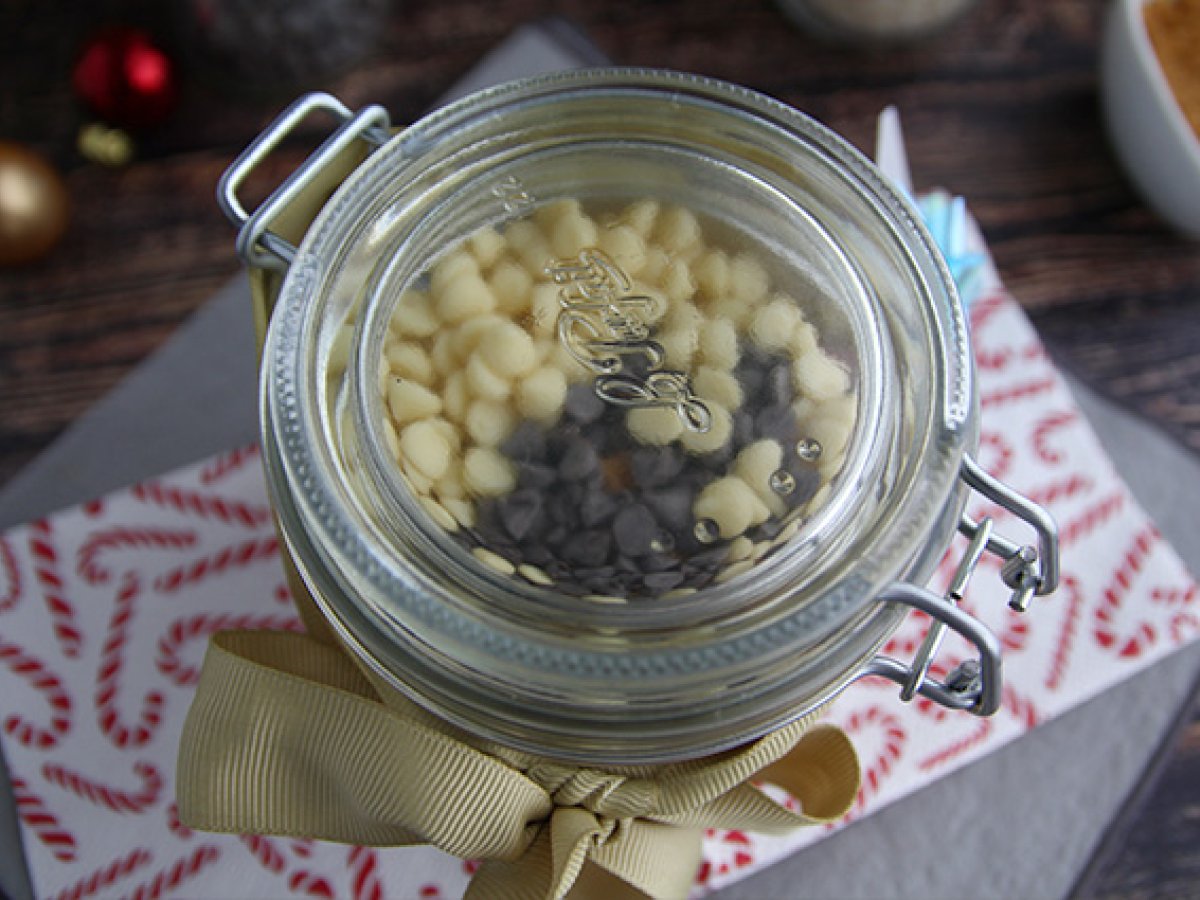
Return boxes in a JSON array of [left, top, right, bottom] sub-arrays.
[[693, 249, 731, 301], [469, 228, 506, 269], [622, 199, 660, 237], [465, 398, 516, 447], [489, 260, 534, 316], [518, 563, 553, 586], [733, 438, 788, 516], [749, 296, 803, 353], [479, 321, 538, 379], [442, 496, 476, 527], [392, 290, 440, 339], [657, 328, 699, 371], [660, 259, 695, 305], [386, 341, 434, 384], [442, 371, 470, 422], [680, 403, 733, 455], [436, 272, 496, 324], [462, 446, 517, 497], [627, 406, 684, 446], [466, 352, 512, 401], [430, 251, 479, 298], [639, 246, 670, 284], [793, 349, 850, 402], [698, 317, 739, 370], [505, 219, 553, 275], [549, 211, 599, 259], [516, 366, 568, 424], [654, 206, 702, 255], [534, 199, 584, 232], [598, 224, 647, 276], [451, 314, 509, 361], [693, 365, 743, 410], [419, 495, 459, 532], [472, 546, 516, 576], [387, 378, 442, 425], [729, 254, 769, 305], [526, 283, 562, 338], [693, 475, 767, 540], [399, 420, 453, 481]]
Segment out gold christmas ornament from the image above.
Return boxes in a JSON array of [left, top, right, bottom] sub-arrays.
[[0, 141, 70, 266]]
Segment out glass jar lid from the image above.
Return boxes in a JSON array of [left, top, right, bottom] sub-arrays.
[[261, 70, 974, 763]]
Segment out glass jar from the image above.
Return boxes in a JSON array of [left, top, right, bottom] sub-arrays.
[[218, 70, 1057, 765]]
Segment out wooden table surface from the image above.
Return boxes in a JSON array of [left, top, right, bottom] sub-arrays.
[[3, 0, 1199, 895]]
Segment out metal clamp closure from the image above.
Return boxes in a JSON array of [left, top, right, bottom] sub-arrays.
[[865, 582, 1002, 716], [959, 453, 1059, 610], [863, 452, 1059, 716], [217, 92, 391, 271]]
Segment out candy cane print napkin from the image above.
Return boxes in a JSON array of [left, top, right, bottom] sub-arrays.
[[1, 200, 1197, 900]]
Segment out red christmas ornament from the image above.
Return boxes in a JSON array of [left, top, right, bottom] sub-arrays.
[[73, 27, 179, 129]]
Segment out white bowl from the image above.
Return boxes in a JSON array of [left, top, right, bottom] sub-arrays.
[[1101, 0, 1200, 238]]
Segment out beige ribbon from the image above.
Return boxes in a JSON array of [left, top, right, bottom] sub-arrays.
[[177, 629, 860, 900]]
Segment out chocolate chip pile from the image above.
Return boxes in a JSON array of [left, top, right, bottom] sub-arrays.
[[368, 197, 857, 601]]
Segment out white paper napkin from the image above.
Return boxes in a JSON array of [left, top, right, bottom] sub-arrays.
[[0, 206, 1195, 900]]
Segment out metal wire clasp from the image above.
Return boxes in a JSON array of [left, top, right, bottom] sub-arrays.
[[217, 92, 391, 271], [864, 451, 1059, 716]]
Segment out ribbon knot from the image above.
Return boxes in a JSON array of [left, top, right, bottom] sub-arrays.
[[530, 764, 657, 819], [177, 630, 861, 900]]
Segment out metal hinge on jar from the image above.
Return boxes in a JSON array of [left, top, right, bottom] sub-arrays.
[[217, 93, 392, 272], [863, 453, 1059, 717]]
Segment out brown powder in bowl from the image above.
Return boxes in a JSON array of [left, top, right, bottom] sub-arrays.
[[1144, 0, 1200, 139]]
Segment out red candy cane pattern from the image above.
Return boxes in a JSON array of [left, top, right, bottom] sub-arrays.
[[77, 527, 197, 585], [52, 848, 152, 900], [42, 760, 162, 814], [0, 639, 71, 748], [1032, 410, 1080, 464], [12, 776, 77, 862], [839, 706, 907, 818], [241, 834, 287, 874], [154, 535, 279, 594], [919, 718, 993, 772], [128, 845, 221, 900], [288, 870, 336, 899], [166, 802, 193, 840], [349, 845, 385, 900], [1045, 574, 1085, 690], [133, 480, 271, 529], [0, 535, 21, 612], [1059, 490, 1127, 547], [980, 375, 1057, 410], [200, 443, 261, 484], [96, 574, 164, 749], [156, 612, 302, 686], [1094, 524, 1161, 658], [28, 519, 83, 658]]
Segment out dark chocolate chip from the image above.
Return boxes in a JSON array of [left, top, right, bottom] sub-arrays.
[[642, 485, 694, 531], [580, 488, 620, 527], [497, 489, 544, 542], [517, 462, 558, 490], [766, 362, 793, 407], [612, 504, 659, 557], [561, 530, 612, 567], [559, 438, 601, 481], [642, 571, 685, 592], [630, 446, 686, 489], [564, 383, 606, 424], [502, 420, 546, 463]]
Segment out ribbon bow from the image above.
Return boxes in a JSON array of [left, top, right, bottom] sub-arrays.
[[177, 631, 860, 900]]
